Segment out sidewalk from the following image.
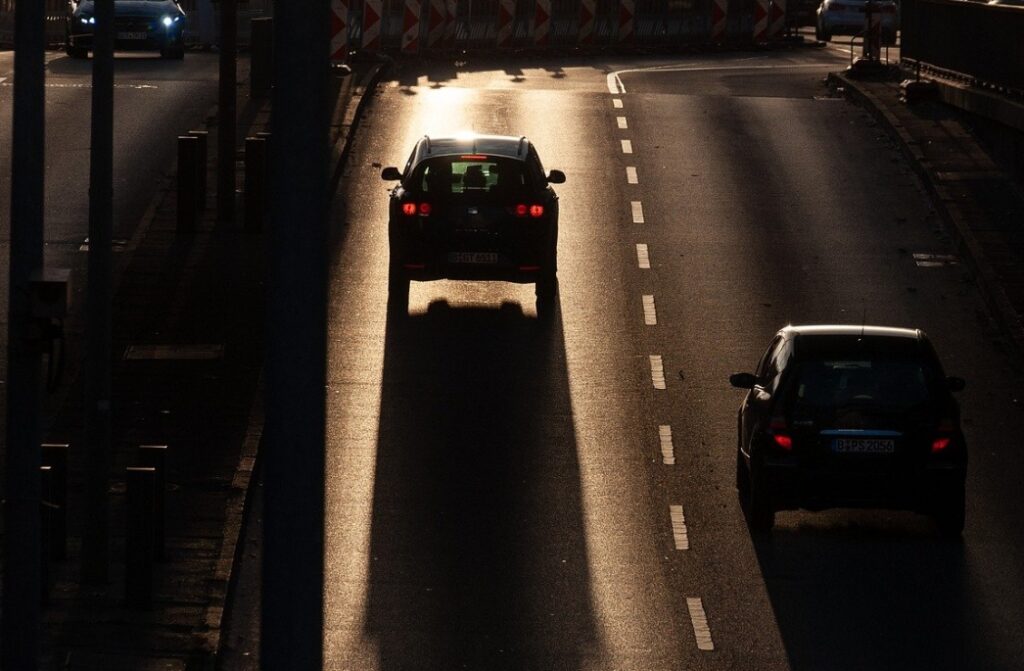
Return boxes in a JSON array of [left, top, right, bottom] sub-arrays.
[[35, 57, 384, 670], [831, 68, 1024, 354]]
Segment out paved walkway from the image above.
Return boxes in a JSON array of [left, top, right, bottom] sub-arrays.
[[31, 57, 382, 671], [834, 68, 1024, 354]]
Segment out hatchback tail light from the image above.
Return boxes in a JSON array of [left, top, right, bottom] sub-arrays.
[[768, 416, 793, 451], [513, 203, 545, 218], [401, 201, 431, 217], [931, 418, 956, 453]]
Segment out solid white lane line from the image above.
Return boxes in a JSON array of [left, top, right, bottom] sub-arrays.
[[607, 72, 625, 94], [659, 425, 675, 465], [621, 139, 633, 154], [616, 116, 628, 129], [636, 243, 650, 269], [631, 200, 644, 223], [649, 355, 666, 390], [687, 598, 715, 651], [642, 295, 657, 325], [670, 504, 689, 550], [613, 98, 623, 108], [626, 167, 638, 184]]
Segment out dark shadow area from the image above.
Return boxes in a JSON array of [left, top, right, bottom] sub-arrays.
[[752, 519, 989, 671], [365, 296, 598, 670]]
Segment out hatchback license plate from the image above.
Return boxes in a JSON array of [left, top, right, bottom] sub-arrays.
[[118, 31, 148, 40], [831, 438, 895, 455], [448, 252, 498, 264]]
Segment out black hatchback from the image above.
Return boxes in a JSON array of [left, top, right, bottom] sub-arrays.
[[730, 325, 967, 535], [381, 134, 566, 317], [66, 0, 188, 59]]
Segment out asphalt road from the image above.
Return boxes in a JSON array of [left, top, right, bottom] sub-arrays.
[[315, 45, 1024, 671], [0, 48, 221, 433]]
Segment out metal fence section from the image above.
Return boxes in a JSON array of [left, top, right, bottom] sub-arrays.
[[901, 0, 1024, 95]]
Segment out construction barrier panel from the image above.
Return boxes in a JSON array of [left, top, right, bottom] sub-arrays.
[[752, 0, 769, 42], [402, 0, 422, 52], [767, 0, 785, 40], [617, 0, 635, 43], [332, 0, 350, 60]]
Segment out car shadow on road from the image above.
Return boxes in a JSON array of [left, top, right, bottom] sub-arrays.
[[364, 296, 599, 670], [751, 516, 995, 671]]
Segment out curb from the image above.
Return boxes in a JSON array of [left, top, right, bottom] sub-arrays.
[[830, 71, 1024, 358]]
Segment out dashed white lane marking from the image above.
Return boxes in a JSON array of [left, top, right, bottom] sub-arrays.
[[631, 200, 644, 223], [649, 355, 666, 389], [621, 139, 633, 154], [616, 115, 628, 129], [642, 295, 657, 325], [626, 167, 638, 184], [636, 243, 650, 269], [607, 72, 626, 94], [687, 598, 715, 651], [612, 98, 623, 108], [659, 425, 675, 465], [0, 77, 6, 85], [670, 505, 689, 550]]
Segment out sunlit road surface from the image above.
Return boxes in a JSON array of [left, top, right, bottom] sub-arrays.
[[324, 48, 1024, 670]]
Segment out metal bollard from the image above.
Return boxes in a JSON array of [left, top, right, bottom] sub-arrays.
[[188, 130, 209, 212], [41, 443, 69, 560], [177, 135, 200, 235], [244, 137, 268, 233], [250, 17, 274, 98], [137, 444, 167, 561], [40, 465, 53, 604], [126, 467, 157, 608]]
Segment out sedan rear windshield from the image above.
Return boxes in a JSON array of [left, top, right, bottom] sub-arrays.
[[408, 155, 537, 197]]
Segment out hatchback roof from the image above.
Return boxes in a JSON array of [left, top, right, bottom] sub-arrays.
[[781, 324, 922, 339], [417, 134, 530, 160]]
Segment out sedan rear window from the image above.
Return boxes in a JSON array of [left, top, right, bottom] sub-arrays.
[[410, 155, 533, 196]]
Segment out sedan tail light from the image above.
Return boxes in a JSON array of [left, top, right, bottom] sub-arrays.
[[401, 201, 431, 217], [931, 418, 956, 453], [513, 203, 545, 218], [768, 416, 793, 451]]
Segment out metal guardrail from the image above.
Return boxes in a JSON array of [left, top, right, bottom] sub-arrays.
[[901, 0, 1024, 95]]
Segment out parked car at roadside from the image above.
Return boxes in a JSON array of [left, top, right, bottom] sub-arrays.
[[816, 0, 899, 44]]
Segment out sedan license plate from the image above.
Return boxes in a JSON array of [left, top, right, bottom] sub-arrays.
[[448, 252, 498, 265], [831, 438, 895, 455], [118, 31, 148, 40]]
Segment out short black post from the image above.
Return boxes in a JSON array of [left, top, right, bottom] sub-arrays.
[[187, 130, 209, 212], [137, 445, 167, 561], [41, 443, 68, 560], [250, 17, 274, 98], [177, 135, 200, 235], [244, 137, 268, 233], [39, 466, 53, 604], [125, 467, 156, 608]]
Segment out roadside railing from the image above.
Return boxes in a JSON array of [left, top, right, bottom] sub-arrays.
[[901, 0, 1024, 96]]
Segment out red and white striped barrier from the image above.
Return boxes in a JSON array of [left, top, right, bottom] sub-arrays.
[[444, 0, 458, 49], [578, 0, 595, 45], [768, 0, 786, 40], [534, 0, 551, 46], [710, 0, 727, 41], [753, 0, 770, 43], [426, 0, 446, 48], [361, 0, 382, 50], [617, 0, 634, 43], [331, 0, 349, 61], [497, 0, 516, 48], [401, 0, 421, 53]]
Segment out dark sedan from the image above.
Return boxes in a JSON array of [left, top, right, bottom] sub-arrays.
[[66, 0, 187, 59], [730, 325, 967, 536]]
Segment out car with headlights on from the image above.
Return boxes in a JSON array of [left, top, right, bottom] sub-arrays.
[[381, 134, 566, 318], [66, 0, 187, 59], [730, 325, 967, 535], [815, 0, 898, 43]]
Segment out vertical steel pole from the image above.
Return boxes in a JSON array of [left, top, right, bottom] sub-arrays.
[[262, 0, 329, 668], [2, 0, 46, 664], [81, 0, 116, 586], [218, 0, 238, 222]]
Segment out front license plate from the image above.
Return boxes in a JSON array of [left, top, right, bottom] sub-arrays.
[[448, 252, 498, 265], [118, 31, 148, 40], [831, 438, 895, 455]]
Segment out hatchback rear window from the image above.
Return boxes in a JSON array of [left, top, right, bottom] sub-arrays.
[[410, 155, 533, 196]]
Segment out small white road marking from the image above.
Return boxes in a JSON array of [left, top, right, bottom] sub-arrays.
[[0, 77, 6, 85], [607, 72, 625, 94], [616, 116, 628, 129], [649, 355, 666, 389], [659, 425, 675, 465], [913, 252, 958, 267], [626, 167, 638, 184], [621, 139, 633, 154], [631, 200, 644, 223], [642, 295, 657, 325], [636, 243, 650, 269], [612, 98, 623, 108], [670, 505, 689, 550], [687, 598, 714, 651]]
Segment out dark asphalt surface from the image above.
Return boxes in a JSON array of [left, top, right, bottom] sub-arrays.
[[315, 47, 1024, 671]]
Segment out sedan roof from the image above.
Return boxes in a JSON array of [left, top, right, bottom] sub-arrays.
[[417, 134, 530, 161], [781, 324, 922, 339]]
